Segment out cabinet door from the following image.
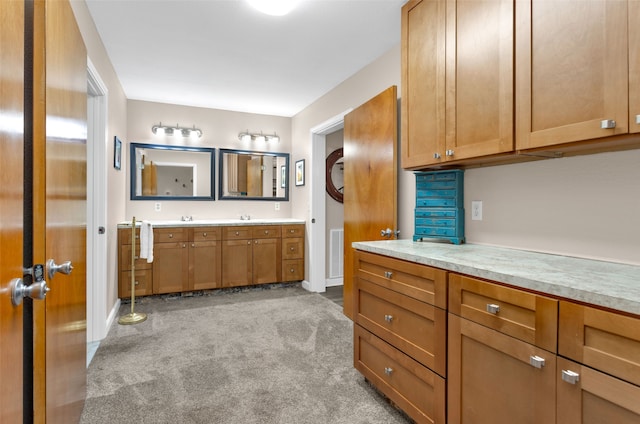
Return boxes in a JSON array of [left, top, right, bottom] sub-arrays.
[[448, 314, 556, 424], [630, 0, 640, 133], [152, 242, 189, 294], [252, 238, 281, 285], [221, 239, 252, 287], [401, 0, 446, 168], [444, 0, 513, 160], [189, 240, 221, 290], [516, 0, 628, 149], [557, 357, 640, 423]]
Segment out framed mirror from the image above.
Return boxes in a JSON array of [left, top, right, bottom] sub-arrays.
[[130, 142, 215, 200], [326, 148, 343, 203], [219, 148, 289, 201]]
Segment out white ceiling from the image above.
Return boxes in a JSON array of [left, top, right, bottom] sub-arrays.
[[85, 0, 405, 117]]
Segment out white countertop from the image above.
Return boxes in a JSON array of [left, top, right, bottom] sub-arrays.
[[118, 218, 305, 228], [353, 240, 640, 316]]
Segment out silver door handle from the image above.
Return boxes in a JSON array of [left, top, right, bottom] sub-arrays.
[[529, 355, 546, 369], [600, 119, 616, 129], [561, 369, 580, 384], [10, 278, 50, 306], [46, 259, 73, 279], [486, 303, 500, 314], [381, 228, 392, 237]]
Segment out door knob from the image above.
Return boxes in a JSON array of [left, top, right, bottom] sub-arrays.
[[10, 278, 50, 306], [46, 259, 73, 279]]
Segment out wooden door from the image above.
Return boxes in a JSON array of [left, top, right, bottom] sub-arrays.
[[630, 0, 640, 134], [516, 0, 628, 149], [343, 86, 397, 319], [445, 0, 513, 160], [0, 1, 25, 421], [448, 314, 556, 423], [557, 357, 640, 423], [32, 1, 88, 423], [401, 0, 446, 168], [222, 239, 252, 287], [153, 242, 189, 294], [190, 240, 222, 290], [247, 156, 262, 197], [252, 238, 281, 284]]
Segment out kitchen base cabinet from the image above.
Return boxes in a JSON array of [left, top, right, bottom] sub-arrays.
[[557, 357, 640, 423], [448, 314, 556, 424], [153, 239, 189, 294], [221, 226, 282, 287], [189, 227, 221, 290]]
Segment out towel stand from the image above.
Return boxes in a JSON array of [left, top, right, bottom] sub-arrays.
[[118, 216, 148, 325]]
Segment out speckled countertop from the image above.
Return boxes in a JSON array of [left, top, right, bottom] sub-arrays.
[[117, 218, 305, 228], [353, 240, 640, 316]]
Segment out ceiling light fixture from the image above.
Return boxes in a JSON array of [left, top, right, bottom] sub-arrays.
[[246, 0, 301, 16], [152, 123, 202, 138], [238, 130, 280, 143]]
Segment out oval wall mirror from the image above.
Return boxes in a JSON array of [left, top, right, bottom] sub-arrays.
[[326, 148, 343, 203]]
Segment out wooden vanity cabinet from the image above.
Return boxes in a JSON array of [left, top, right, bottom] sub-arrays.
[[221, 225, 282, 287], [401, 0, 514, 169], [353, 250, 447, 423], [447, 273, 558, 424]]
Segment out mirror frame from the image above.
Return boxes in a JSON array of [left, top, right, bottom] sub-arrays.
[[218, 148, 290, 201], [130, 142, 216, 201]]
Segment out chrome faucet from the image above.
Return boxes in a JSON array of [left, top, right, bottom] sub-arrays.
[[181, 215, 193, 222]]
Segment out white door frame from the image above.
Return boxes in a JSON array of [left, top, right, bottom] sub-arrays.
[[87, 59, 108, 342], [307, 110, 351, 293]]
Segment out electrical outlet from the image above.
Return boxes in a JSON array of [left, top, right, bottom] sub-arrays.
[[155, 202, 161, 212], [471, 201, 483, 221], [274, 202, 280, 211]]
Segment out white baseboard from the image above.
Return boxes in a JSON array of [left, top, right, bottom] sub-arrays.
[[301, 280, 313, 292], [105, 298, 121, 336], [325, 277, 343, 287]]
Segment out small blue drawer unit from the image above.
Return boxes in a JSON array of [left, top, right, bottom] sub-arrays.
[[413, 170, 465, 244]]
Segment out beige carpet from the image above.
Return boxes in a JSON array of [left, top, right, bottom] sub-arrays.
[[80, 285, 411, 424]]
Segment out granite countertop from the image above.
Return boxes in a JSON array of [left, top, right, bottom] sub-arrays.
[[353, 240, 640, 316], [117, 218, 305, 228]]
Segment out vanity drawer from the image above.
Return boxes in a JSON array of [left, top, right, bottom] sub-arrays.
[[154, 227, 188, 243], [354, 325, 446, 424], [282, 259, 304, 281], [355, 251, 447, 309], [192, 227, 220, 241], [282, 224, 305, 238], [119, 269, 153, 298], [119, 227, 140, 245], [355, 277, 446, 376], [559, 301, 640, 387], [282, 237, 303, 260], [120, 243, 151, 270], [223, 226, 252, 240], [449, 273, 558, 352], [252, 225, 281, 239]]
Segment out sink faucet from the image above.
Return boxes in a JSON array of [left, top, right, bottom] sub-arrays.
[[181, 215, 193, 222], [240, 214, 251, 221]]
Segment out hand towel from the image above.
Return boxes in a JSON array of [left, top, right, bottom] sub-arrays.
[[140, 221, 154, 263]]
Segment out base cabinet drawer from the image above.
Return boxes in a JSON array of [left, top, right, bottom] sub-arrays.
[[355, 278, 446, 376], [557, 357, 640, 423], [119, 270, 153, 297], [282, 259, 303, 281], [354, 325, 446, 424]]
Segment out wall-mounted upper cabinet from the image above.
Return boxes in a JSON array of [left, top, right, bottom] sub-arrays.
[[401, 0, 514, 170], [515, 0, 630, 149]]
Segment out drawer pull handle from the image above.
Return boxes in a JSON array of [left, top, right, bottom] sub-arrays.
[[235, 231, 240, 236], [290, 247, 294, 251], [290, 268, 295, 273], [600, 119, 616, 129], [134, 280, 139, 286], [384, 314, 393, 323], [192, 243, 195, 247], [169, 234, 173, 238], [486, 303, 500, 314], [265, 230, 269, 234], [384, 271, 393, 279], [134, 256, 139, 260], [561, 370, 580, 385], [290, 229, 295, 233], [529, 355, 545, 369], [384, 367, 393, 376], [203, 232, 207, 237]]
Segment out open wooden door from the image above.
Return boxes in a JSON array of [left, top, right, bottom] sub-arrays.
[[343, 86, 398, 319], [33, 0, 88, 422], [0, 1, 25, 422]]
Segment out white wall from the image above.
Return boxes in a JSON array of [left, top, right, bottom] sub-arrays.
[[126, 100, 293, 221]]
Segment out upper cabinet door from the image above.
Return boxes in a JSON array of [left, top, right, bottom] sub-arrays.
[[444, 0, 514, 161], [401, 0, 446, 168], [630, 0, 640, 134], [516, 0, 629, 149]]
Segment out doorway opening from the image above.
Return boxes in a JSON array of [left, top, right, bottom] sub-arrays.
[[307, 109, 351, 293]]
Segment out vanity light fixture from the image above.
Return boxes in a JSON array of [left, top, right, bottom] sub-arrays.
[[238, 130, 280, 143], [152, 123, 202, 138]]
